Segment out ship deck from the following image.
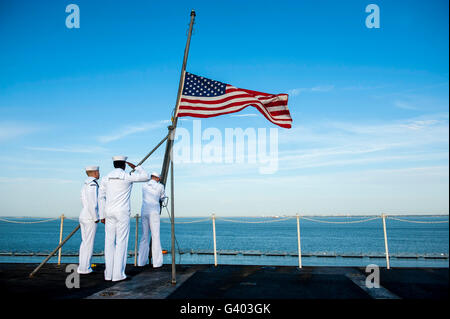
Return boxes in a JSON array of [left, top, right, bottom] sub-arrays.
[[0, 263, 447, 300]]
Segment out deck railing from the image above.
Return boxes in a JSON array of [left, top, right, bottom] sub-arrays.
[[0, 214, 448, 277]]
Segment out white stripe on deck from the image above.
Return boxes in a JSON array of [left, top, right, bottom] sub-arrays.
[[86, 269, 196, 299], [345, 270, 400, 299]]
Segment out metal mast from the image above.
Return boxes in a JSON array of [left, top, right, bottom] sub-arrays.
[[161, 10, 196, 285], [160, 10, 196, 185]]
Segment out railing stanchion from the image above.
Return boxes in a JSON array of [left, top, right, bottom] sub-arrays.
[[382, 213, 390, 269], [297, 214, 302, 269], [57, 214, 64, 266], [134, 214, 139, 266], [212, 213, 217, 267]]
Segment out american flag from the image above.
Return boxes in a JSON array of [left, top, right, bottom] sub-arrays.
[[177, 72, 292, 129]]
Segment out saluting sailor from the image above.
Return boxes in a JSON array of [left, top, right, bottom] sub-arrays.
[[137, 172, 167, 268], [78, 166, 103, 274], [98, 156, 149, 282]]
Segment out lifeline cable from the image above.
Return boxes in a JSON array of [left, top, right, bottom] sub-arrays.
[[0, 217, 60, 224], [300, 216, 380, 224], [387, 216, 449, 224]]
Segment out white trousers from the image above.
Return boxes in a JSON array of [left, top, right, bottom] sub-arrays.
[[78, 219, 97, 274], [104, 213, 130, 281], [137, 211, 163, 267]]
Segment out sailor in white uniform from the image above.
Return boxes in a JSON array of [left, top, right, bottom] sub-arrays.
[[98, 156, 149, 282], [137, 172, 167, 268], [78, 166, 103, 274]]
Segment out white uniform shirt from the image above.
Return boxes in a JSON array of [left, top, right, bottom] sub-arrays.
[[79, 177, 99, 221], [98, 166, 149, 217], [142, 179, 167, 214]]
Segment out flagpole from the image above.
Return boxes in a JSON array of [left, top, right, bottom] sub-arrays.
[[160, 10, 196, 285], [174, 10, 196, 121], [160, 9, 195, 185]]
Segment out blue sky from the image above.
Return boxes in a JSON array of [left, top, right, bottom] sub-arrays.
[[0, 0, 448, 217]]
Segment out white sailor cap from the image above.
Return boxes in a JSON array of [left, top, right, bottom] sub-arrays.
[[112, 155, 128, 162], [151, 172, 160, 178], [85, 166, 99, 171]]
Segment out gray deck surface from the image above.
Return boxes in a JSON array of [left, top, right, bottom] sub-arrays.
[[0, 263, 447, 299]]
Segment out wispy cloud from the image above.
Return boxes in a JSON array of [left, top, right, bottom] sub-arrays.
[[342, 85, 387, 91], [280, 114, 448, 145], [0, 122, 39, 142], [372, 88, 448, 113], [394, 100, 419, 110], [276, 114, 449, 172], [399, 119, 440, 130], [170, 113, 449, 178], [0, 176, 76, 184], [230, 113, 259, 118], [373, 82, 449, 98], [278, 152, 448, 171], [97, 121, 166, 143], [288, 85, 334, 96], [26, 146, 108, 153]]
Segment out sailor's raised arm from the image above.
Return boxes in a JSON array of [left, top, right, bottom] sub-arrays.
[[125, 164, 149, 183]]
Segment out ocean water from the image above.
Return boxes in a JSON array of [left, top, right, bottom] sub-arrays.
[[0, 215, 448, 268]]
